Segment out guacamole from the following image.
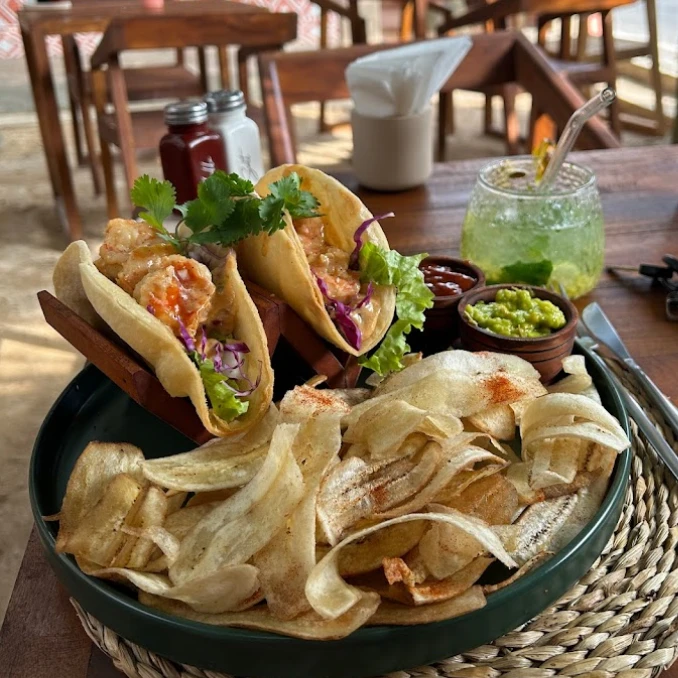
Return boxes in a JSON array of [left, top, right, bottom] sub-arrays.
[[465, 288, 566, 338]]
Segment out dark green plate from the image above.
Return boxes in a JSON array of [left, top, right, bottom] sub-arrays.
[[30, 345, 631, 678]]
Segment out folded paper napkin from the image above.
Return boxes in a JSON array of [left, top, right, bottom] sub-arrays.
[[346, 37, 473, 118]]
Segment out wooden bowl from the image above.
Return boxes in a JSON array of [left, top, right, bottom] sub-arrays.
[[457, 284, 578, 383], [409, 256, 485, 355]]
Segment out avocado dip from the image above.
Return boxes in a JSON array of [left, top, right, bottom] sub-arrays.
[[464, 288, 566, 338]]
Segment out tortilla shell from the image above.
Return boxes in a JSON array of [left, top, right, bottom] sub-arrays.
[[238, 164, 396, 356], [53, 240, 273, 437]]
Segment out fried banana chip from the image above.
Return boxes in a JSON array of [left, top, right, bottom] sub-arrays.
[[253, 413, 342, 620], [56, 442, 145, 552], [368, 586, 486, 625], [305, 512, 515, 620], [170, 424, 304, 585], [139, 590, 380, 640], [94, 564, 261, 613], [62, 473, 143, 566]]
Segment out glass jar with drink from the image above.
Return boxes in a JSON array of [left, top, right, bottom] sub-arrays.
[[460, 157, 604, 299]]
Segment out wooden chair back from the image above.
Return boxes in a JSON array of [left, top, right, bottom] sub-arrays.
[[259, 32, 518, 166], [259, 31, 620, 166], [91, 11, 297, 68]]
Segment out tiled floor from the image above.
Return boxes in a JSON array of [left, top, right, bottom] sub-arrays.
[[0, 47, 674, 626]]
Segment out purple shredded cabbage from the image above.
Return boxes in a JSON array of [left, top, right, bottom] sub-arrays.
[[176, 319, 261, 396], [146, 305, 156, 316], [349, 213, 394, 270], [356, 282, 374, 309], [315, 275, 369, 351], [177, 319, 196, 352]]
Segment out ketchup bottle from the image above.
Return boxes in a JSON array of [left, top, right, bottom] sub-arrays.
[[159, 100, 227, 204]]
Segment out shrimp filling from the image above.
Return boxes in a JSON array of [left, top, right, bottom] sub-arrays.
[[94, 220, 257, 422], [294, 217, 377, 348]]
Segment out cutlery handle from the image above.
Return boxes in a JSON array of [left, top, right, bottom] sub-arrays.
[[625, 359, 678, 439], [584, 349, 678, 480]]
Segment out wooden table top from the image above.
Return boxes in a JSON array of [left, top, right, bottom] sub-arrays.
[[18, 0, 267, 34], [2, 145, 678, 677]]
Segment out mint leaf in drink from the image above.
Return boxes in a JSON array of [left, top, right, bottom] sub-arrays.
[[491, 260, 554, 287]]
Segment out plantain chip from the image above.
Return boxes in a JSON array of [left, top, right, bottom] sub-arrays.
[[338, 521, 427, 577], [61, 473, 143, 566], [279, 385, 353, 423], [112, 485, 168, 569], [141, 444, 268, 492], [317, 443, 441, 544], [343, 400, 463, 460], [368, 585, 486, 625], [170, 424, 304, 585], [56, 442, 145, 552], [305, 512, 515, 621], [444, 473, 519, 526], [94, 564, 261, 613], [465, 403, 516, 441], [548, 355, 593, 396], [139, 590, 380, 640], [253, 413, 342, 620], [377, 556, 493, 606], [373, 441, 507, 521]]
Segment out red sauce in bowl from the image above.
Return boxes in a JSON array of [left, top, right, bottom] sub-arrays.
[[421, 264, 477, 298]]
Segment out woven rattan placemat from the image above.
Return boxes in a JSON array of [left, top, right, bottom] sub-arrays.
[[71, 362, 678, 678]]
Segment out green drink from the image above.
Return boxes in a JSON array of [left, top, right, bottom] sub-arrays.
[[460, 158, 604, 299]]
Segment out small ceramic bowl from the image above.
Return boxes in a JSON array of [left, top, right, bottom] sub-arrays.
[[457, 284, 578, 383], [410, 256, 485, 355]]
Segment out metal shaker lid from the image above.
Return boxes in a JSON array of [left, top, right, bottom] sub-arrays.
[[164, 100, 208, 126], [205, 90, 246, 113]]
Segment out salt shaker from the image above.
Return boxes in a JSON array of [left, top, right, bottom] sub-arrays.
[[205, 90, 264, 182]]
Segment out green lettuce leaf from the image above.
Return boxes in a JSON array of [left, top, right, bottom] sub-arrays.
[[358, 243, 433, 376], [196, 356, 249, 423]]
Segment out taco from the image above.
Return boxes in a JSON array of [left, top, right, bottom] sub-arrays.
[[236, 165, 397, 357], [53, 219, 274, 437]]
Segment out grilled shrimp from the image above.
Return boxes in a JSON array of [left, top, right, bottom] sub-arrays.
[[133, 256, 215, 339], [95, 219, 161, 280], [116, 243, 177, 295]]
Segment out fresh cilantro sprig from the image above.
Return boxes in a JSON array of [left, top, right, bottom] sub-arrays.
[[130, 175, 181, 247], [358, 243, 434, 376], [130, 171, 321, 251]]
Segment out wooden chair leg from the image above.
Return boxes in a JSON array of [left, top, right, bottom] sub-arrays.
[[559, 16, 573, 60], [576, 12, 590, 60], [503, 85, 520, 155], [437, 92, 450, 161], [600, 10, 621, 137], [319, 6, 328, 133], [197, 47, 209, 93], [62, 36, 85, 166], [108, 60, 138, 201], [645, 0, 665, 133], [218, 47, 232, 90], [484, 96, 493, 134], [537, 16, 549, 49], [91, 69, 118, 218], [79, 88, 102, 196]]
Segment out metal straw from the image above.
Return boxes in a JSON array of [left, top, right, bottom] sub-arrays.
[[538, 88, 616, 192]]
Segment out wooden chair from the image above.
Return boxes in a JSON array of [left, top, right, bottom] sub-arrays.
[[62, 37, 212, 199], [258, 31, 620, 168], [542, 0, 665, 135], [90, 11, 297, 218], [437, 0, 630, 152]]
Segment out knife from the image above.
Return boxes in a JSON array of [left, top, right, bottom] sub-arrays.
[[576, 337, 678, 481], [581, 302, 678, 438]]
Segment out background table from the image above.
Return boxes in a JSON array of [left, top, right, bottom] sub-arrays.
[[18, 0, 268, 240], [1, 145, 677, 677]]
